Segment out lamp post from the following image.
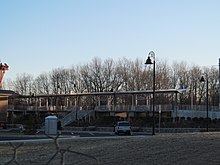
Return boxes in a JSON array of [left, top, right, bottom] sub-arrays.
[[200, 75, 209, 132], [145, 51, 156, 135]]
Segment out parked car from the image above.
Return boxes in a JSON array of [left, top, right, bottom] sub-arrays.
[[114, 121, 131, 135]]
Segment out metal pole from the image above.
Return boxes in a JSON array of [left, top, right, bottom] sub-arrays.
[[206, 79, 209, 132], [152, 60, 155, 135], [219, 58, 220, 111], [145, 51, 156, 135], [159, 106, 161, 133]]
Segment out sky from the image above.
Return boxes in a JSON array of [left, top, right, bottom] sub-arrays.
[[1, 0, 220, 80]]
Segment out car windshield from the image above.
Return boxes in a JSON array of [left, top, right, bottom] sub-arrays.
[[118, 122, 130, 126]]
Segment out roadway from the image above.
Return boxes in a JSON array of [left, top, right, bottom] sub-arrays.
[[0, 129, 149, 142]]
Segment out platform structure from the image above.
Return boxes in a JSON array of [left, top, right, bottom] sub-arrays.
[[6, 89, 189, 120]]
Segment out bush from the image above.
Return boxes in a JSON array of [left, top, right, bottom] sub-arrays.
[[180, 117, 185, 121], [187, 117, 191, 121]]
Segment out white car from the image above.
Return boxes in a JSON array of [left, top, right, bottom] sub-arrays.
[[114, 121, 131, 135]]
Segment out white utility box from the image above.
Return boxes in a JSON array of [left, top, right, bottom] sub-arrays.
[[45, 116, 58, 135]]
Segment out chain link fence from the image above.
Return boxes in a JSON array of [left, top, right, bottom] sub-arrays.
[[0, 134, 99, 165]]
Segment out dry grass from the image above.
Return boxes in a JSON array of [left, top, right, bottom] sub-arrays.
[[1, 132, 220, 165]]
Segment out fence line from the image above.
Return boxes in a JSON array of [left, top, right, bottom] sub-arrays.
[[5, 142, 24, 165], [45, 134, 99, 165], [1, 135, 99, 165]]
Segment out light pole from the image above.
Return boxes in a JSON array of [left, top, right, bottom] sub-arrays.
[[200, 75, 209, 132], [145, 51, 156, 135]]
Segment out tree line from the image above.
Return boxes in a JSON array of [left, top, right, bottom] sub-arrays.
[[4, 57, 219, 106]]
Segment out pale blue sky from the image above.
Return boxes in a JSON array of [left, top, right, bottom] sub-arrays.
[[1, 0, 220, 80]]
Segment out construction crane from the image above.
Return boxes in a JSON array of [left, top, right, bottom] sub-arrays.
[[0, 63, 9, 89]]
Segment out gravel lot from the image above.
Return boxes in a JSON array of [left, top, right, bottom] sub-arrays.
[[1, 132, 220, 165]]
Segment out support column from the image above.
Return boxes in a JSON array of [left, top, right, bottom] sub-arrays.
[[45, 97, 49, 110], [131, 94, 136, 111], [113, 93, 116, 111]]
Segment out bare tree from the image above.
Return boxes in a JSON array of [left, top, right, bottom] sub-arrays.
[[50, 69, 62, 94], [80, 64, 93, 92], [156, 59, 172, 89], [102, 58, 118, 91], [89, 57, 105, 92], [199, 66, 219, 106], [116, 57, 131, 91], [34, 73, 51, 94], [128, 58, 146, 91], [3, 78, 14, 90], [59, 68, 70, 94], [171, 61, 192, 105], [209, 66, 219, 106], [8, 57, 219, 108], [69, 66, 80, 93], [13, 73, 33, 95], [188, 65, 202, 105]]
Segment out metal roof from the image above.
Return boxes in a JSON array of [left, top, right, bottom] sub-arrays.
[[19, 88, 190, 98], [0, 90, 18, 96]]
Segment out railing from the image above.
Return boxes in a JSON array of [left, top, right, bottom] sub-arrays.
[[8, 104, 220, 122], [77, 110, 93, 120], [94, 105, 220, 112], [178, 105, 219, 111], [60, 109, 77, 127], [60, 109, 94, 127]]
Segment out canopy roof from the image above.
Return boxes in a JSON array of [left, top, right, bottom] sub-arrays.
[[20, 88, 190, 98]]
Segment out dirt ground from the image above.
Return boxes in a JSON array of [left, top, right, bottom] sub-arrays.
[[0, 132, 220, 165]]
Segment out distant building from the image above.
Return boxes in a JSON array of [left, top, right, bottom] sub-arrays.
[[0, 90, 18, 122]]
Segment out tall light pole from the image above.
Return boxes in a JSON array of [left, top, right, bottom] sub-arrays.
[[200, 75, 209, 132], [145, 51, 156, 135], [219, 58, 220, 111]]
